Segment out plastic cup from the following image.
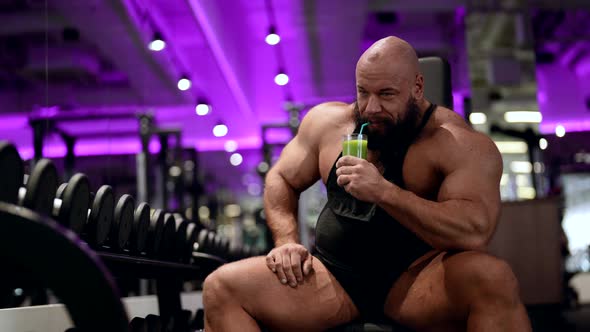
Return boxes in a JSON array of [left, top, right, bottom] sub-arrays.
[[342, 134, 368, 159]]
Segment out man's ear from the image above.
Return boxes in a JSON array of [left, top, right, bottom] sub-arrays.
[[413, 74, 424, 100]]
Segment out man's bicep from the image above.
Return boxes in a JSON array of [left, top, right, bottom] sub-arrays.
[[272, 135, 321, 192], [437, 152, 502, 224]]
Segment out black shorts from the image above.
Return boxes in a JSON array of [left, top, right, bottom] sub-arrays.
[[314, 248, 404, 322]]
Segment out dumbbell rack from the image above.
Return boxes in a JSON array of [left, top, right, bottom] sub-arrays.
[[0, 201, 225, 332], [98, 251, 225, 329], [0, 140, 231, 330]]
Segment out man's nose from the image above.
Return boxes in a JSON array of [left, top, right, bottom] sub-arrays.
[[365, 95, 381, 115]]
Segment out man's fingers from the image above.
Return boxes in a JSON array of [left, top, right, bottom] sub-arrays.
[[274, 255, 288, 285], [303, 255, 313, 276], [281, 254, 297, 287], [265, 254, 276, 273], [290, 252, 303, 284], [336, 174, 350, 187], [336, 156, 352, 168]]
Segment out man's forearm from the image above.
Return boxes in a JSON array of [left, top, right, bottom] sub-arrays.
[[377, 181, 491, 251], [263, 170, 300, 246]]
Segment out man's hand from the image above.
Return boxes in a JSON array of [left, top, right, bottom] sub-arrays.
[[335, 156, 389, 203], [266, 243, 313, 288]]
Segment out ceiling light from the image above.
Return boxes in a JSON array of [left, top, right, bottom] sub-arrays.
[[195, 102, 210, 116], [148, 33, 166, 51], [265, 26, 281, 45], [504, 111, 542, 123], [275, 72, 289, 86], [555, 125, 566, 137], [494, 141, 528, 154], [177, 76, 191, 91], [213, 123, 228, 137], [510, 161, 533, 174], [469, 112, 487, 125], [230, 153, 243, 166], [539, 138, 548, 150], [224, 140, 238, 152]]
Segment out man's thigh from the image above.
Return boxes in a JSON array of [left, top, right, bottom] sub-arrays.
[[384, 250, 502, 331], [210, 255, 360, 331]]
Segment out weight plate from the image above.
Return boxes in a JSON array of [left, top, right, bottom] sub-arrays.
[[56, 183, 68, 200], [184, 223, 198, 264], [173, 217, 188, 263], [145, 314, 161, 332], [131, 202, 150, 254], [0, 141, 23, 204], [23, 159, 58, 216], [88, 185, 114, 247], [219, 236, 230, 260], [197, 229, 209, 253], [147, 209, 165, 257], [160, 213, 177, 260], [112, 195, 135, 251], [59, 174, 90, 235], [206, 231, 216, 255], [129, 317, 146, 332]]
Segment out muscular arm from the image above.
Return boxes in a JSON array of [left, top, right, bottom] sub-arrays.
[[263, 106, 326, 246], [376, 130, 502, 251]]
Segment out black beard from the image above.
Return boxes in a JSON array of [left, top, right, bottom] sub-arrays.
[[353, 97, 422, 163]]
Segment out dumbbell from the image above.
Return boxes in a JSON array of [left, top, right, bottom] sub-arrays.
[[159, 212, 178, 260], [108, 194, 135, 252], [15, 160, 96, 237], [145, 314, 162, 332], [146, 209, 165, 258], [214, 233, 230, 259], [130, 202, 150, 255], [17, 158, 59, 217], [191, 308, 205, 330], [172, 309, 192, 332], [195, 229, 216, 255], [85, 185, 115, 248], [170, 213, 199, 263], [0, 141, 24, 205], [51, 178, 115, 246], [49, 173, 91, 235], [129, 317, 147, 332]]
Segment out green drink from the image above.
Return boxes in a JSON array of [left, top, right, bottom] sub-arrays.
[[342, 134, 368, 159]]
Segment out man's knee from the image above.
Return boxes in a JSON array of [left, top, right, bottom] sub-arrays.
[[203, 265, 235, 308], [459, 252, 521, 304]]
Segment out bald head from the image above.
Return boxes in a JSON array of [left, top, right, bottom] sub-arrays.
[[356, 36, 420, 82]]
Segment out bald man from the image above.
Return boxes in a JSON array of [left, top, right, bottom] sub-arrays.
[[202, 36, 532, 332]]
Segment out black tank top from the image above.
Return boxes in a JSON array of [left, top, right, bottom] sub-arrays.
[[314, 103, 436, 275]]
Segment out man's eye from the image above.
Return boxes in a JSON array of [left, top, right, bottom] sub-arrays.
[[380, 92, 393, 97], [358, 90, 368, 95]]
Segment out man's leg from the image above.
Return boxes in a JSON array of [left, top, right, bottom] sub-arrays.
[[203, 256, 360, 332], [383, 250, 531, 332]]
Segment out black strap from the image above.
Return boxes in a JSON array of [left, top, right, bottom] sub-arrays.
[[414, 102, 436, 139]]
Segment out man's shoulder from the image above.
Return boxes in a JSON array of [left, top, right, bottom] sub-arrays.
[[305, 101, 351, 119], [299, 102, 352, 135], [427, 107, 500, 163]]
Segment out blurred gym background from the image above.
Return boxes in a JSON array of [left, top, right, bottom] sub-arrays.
[[0, 0, 590, 331]]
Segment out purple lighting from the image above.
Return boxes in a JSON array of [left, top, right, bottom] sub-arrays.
[[452, 91, 465, 117], [540, 120, 590, 135], [0, 114, 28, 130], [16, 138, 162, 160], [192, 135, 261, 151]]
